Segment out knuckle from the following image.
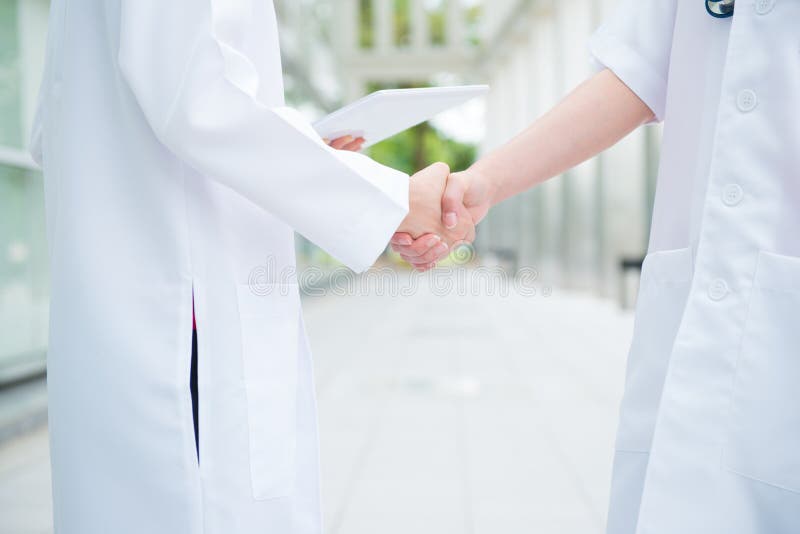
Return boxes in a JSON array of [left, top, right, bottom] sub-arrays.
[[411, 242, 432, 255], [432, 161, 450, 175]]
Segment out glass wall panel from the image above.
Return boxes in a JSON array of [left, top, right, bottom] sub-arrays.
[[0, 163, 48, 376], [0, 0, 23, 148], [0, 1, 48, 380]]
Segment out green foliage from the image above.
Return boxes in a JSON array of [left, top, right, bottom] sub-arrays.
[[358, 0, 482, 49], [429, 10, 445, 45], [465, 5, 482, 46], [359, 0, 374, 48], [368, 122, 476, 176], [394, 0, 411, 47], [364, 81, 477, 175]]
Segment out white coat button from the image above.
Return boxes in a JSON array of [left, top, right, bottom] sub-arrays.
[[722, 184, 744, 206], [708, 279, 730, 301], [755, 0, 775, 15], [737, 90, 758, 112]]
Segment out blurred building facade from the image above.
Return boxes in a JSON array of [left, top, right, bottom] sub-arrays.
[[330, 0, 659, 295], [476, 0, 659, 295]]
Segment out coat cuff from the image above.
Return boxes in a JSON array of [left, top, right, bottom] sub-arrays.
[[328, 153, 409, 273], [588, 29, 668, 123], [272, 107, 409, 273]]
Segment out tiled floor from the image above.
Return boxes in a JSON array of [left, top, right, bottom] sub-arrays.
[[0, 276, 633, 534], [0, 426, 51, 534]]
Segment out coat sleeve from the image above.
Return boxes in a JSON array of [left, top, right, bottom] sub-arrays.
[[588, 0, 679, 122], [117, 1, 408, 273]]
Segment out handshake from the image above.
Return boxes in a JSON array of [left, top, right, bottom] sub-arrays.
[[389, 162, 494, 271], [327, 136, 495, 270]]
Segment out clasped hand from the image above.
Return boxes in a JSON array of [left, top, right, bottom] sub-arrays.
[[391, 162, 492, 271], [326, 136, 492, 271]]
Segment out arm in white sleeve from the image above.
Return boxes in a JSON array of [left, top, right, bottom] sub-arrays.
[[117, 1, 408, 273], [589, 0, 678, 122]]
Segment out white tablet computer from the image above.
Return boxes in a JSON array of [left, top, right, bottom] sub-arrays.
[[313, 85, 489, 148]]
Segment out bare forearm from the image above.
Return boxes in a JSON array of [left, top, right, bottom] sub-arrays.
[[473, 69, 654, 206], [392, 69, 657, 269]]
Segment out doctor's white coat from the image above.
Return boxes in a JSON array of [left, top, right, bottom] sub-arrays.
[[30, 1, 408, 533], [591, 0, 800, 532]]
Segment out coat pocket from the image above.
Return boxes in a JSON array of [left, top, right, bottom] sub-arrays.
[[236, 283, 301, 500], [723, 251, 800, 493], [615, 247, 693, 453]]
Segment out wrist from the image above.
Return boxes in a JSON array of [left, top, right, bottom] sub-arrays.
[[465, 163, 501, 207]]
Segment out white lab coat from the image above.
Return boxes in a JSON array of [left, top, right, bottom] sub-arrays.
[[30, 1, 408, 533], [590, 0, 800, 532]]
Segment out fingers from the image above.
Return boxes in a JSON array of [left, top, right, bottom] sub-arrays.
[[328, 136, 365, 151], [441, 173, 467, 229], [390, 233, 452, 270], [390, 233, 414, 246], [401, 240, 449, 265], [391, 234, 442, 258], [457, 204, 477, 244], [341, 137, 365, 152], [328, 136, 352, 149]]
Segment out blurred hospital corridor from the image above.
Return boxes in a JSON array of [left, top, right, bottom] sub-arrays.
[[1, 274, 633, 534]]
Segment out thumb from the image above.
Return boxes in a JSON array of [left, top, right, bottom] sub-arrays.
[[441, 174, 467, 229], [390, 232, 414, 246]]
